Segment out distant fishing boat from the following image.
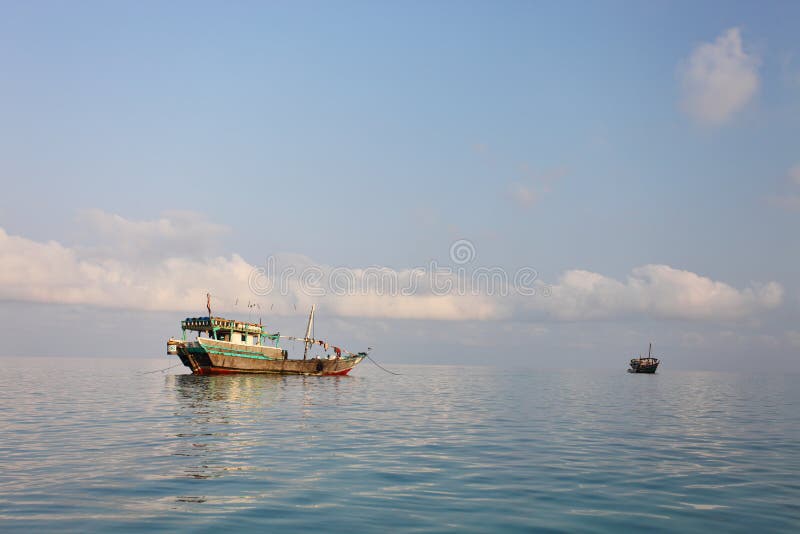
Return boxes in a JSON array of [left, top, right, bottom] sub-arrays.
[[628, 343, 660, 374], [168, 296, 366, 376]]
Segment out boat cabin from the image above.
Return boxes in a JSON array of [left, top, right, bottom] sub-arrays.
[[181, 316, 278, 346]]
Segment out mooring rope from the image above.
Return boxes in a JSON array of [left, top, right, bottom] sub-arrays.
[[140, 363, 183, 375], [365, 353, 401, 376]]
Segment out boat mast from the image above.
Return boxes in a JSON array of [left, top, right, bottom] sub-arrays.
[[303, 304, 315, 360], [648, 342, 652, 359], [206, 293, 213, 339]]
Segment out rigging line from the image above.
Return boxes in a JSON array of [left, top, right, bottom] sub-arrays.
[[365, 354, 401, 376], [139, 363, 183, 375]]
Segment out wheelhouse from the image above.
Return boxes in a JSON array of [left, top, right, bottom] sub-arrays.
[[181, 316, 279, 347]]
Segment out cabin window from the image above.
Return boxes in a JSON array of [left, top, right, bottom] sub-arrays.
[[241, 333, 247, 343]]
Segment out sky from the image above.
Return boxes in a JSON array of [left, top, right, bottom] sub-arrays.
[[1, 1, 799, 370]]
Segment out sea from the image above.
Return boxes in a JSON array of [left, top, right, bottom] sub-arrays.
[[1, 357, 798, 532]]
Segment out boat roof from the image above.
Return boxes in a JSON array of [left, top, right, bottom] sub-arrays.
[[182, 316, 264, 334]]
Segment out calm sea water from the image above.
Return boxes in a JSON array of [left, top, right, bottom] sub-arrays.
[[1, 357, 798, 532]]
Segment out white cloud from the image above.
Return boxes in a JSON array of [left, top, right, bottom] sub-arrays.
[[76, 209, 229, 261], [0, 213, 784, 322], [679, 27, 760, 124], [541, 265, 782, 321], [0, 225, 251, 312], [0, 222, 501, 321]]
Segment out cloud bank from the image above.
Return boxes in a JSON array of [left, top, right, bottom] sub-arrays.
[[546, 265, 781, 321], [0, 211, 783, 323], [679, 27, 760, 124]]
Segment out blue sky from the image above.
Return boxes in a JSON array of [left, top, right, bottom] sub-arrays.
[[1, 2, 799, 369]]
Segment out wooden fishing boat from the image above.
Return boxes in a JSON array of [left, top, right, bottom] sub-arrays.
[[628, 343, 660, 374], [168, 299, 366, 376]]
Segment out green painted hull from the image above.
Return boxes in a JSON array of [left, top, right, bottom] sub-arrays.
[[175, 338, 363, 376]]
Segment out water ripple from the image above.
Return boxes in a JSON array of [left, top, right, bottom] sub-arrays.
[[1, 358, 799, 531]]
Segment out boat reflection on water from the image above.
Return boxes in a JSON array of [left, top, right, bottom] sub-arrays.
[[170, 372, 285, 408], [164, 373, 285, 504], [163, 372, 356, 504], [168, 372, 353, 409]]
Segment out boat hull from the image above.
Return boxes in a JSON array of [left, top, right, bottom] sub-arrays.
[[628, 360, 659, 373], [175, 339, 363, 376], [627, 366, 658, 373]]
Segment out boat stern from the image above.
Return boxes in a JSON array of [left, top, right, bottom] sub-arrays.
[[167, 338, 183, 355]]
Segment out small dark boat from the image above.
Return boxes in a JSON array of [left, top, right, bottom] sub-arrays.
[[628, 343, 660, 373]]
